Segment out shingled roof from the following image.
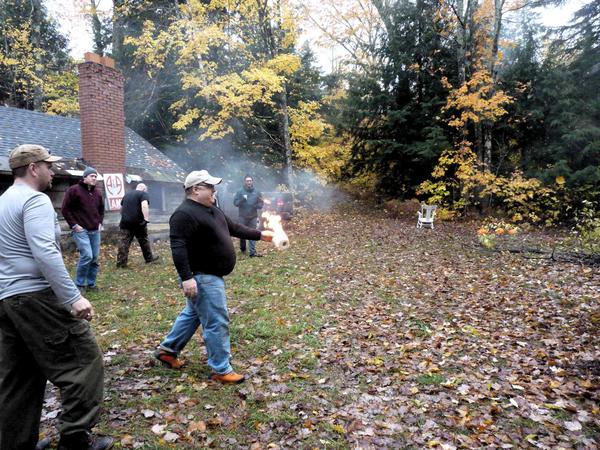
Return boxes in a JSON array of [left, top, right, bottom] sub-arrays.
[[0, 106, 184, 183]]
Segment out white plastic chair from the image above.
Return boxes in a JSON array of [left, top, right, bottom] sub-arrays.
[[417, 205, 437, 229]]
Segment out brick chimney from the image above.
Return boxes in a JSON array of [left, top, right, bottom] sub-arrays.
[[78, 52, 126, 174]]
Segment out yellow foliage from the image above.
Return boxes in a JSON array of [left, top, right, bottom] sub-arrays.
[[172, 108, 201, 131], [189, 63, 289, 139], [265, 54, 301, 76], [42, 71, 79, 117], [443, 71, 513, 128], [289, 101, 329, 162], [123, 0, 301, 139], [124, 21, 172, 75], [418, 137, 562, 223], [290, 99, 352, 181], [0, 21, 45, 97]]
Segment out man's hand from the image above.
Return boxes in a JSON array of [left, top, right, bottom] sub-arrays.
[[182, 278, 198, 298], [70, 297, 94, 321], [261, 230, 274, 242], [72, 224, 84, 232]]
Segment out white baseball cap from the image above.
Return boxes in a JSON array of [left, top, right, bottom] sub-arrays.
[[184, 170, 222, 189]]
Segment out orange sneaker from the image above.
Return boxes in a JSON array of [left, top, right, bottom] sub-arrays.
[[153, 349, 185, 369], [210, 371, 245, 384]]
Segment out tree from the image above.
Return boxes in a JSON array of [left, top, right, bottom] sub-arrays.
[[526, 1, 600, 199], [86, 0, 112, 56], [122, 0, 309, 187], [0, 0, 73, 110], [301, 0, 386, 70], [338, 0, 453, 197]]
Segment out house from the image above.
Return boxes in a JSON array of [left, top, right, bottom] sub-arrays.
[[0, 53, 186, 230]]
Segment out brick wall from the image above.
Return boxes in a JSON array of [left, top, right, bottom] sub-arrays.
[[78, 52, 125, 174]]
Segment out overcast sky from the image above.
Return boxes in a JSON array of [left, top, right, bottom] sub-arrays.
[[46, 0, 588, 70]]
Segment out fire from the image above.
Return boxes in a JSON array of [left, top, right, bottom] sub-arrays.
[[261, 211, 289, 250]]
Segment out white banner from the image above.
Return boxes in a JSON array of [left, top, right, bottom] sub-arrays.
[[104, 173, 125, 211]]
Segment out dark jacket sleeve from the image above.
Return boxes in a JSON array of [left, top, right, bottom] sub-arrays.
[[256, 191, 264, 210], [233, 189, 245, 207], [61, 186, 78, 228], [225, 213, 262, 240], [169, 211, 194, 281], [98, 191, 105, 223]]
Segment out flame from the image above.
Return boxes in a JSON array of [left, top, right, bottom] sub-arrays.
[[261, 211, 290, 249]]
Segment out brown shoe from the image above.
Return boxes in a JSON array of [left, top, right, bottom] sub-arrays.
[[154, 349, 185, 369], [210, 371, 245, 384]]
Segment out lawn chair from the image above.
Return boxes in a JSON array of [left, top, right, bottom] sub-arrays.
[[417, 204, 437, 229]]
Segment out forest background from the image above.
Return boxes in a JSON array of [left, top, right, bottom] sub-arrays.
[[1, 0, 598, 235]]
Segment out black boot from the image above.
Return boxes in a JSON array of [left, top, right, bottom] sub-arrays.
[[58, 432, 114, 450]]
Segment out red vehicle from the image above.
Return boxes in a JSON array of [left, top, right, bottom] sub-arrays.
[[262, 192, 293, 221]]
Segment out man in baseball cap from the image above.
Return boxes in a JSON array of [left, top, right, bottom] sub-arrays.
[[183, 169, 223, 188], [9, 144, 62, 169], [0, 145, 112, 449], [154, 170, 275, 384]]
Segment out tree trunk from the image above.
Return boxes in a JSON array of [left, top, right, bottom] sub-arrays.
[[489, 0, 505, 83], [258, 0, 294, 188], [455, 0, 474, 86], [112, 0, 124, 60], [277, 86, 294, 189], [28, 0, 43, 110], [481, 0, 505, 170], [475, 121, 483, 165], [483, 123, 492, 169], [90, 0, 105, 56], [416, 0, 424, 104]]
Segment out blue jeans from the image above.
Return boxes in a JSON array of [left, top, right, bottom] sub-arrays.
[[72, 229, 101, 287], [159, 273, 233, 375], [239, 216, 258, 255]]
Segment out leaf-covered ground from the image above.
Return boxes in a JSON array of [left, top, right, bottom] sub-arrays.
[[40, 203, 599, 449]]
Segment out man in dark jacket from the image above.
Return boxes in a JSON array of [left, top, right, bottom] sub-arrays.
[[116, 183, 159, 268], [154, 170, 274, 384], [233, 175, 263, 256], [61, 167, 104, 291]]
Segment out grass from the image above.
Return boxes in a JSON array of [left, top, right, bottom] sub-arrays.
[[54, 238, 334, 448], [416, 373, 446, 386], [39, 206, 599, 449]]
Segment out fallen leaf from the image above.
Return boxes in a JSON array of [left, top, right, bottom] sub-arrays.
[[564, 420, 582, 431], [120, 435, 135, 447], [163, 431, 179, 442], [188, 420, 206, 433], [151, 424, 165, 435]]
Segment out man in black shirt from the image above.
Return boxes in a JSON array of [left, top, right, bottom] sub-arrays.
[[154, 170, 274, 384], [116, 183, 159, 268]]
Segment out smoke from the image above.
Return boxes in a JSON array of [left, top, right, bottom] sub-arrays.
[[293, 168, 350, 212], [160, 130, 349, 215]]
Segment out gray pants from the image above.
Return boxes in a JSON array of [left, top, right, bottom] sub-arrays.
[[0, 288, 104, 449], [239, 216, 258, 255]]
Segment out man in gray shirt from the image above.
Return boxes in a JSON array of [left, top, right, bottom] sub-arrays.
[[0, 145, 113, 450]]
